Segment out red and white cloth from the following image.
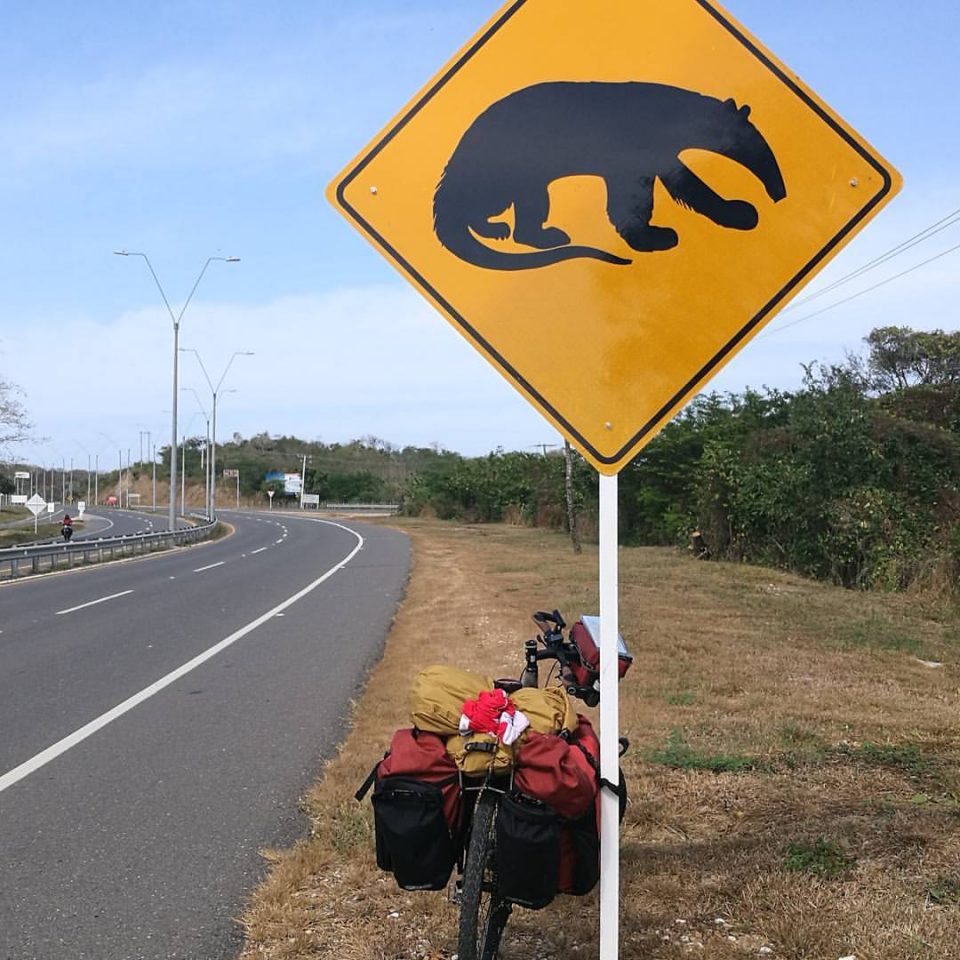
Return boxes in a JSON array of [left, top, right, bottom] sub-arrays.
[[459, 688, 530, 746]]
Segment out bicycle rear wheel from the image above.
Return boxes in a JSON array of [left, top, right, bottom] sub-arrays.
[[458, 792, 511, 960]]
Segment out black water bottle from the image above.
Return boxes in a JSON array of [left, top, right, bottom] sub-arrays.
[[520, 639, 539, 688]]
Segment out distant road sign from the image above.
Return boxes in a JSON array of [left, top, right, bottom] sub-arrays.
[[10, 495, 27, 505], [301, 494, 320, 505], [328, 0, 901, 474], [14, 471, 29, 480], [223, 469, 239, 479], [25, 494, 45, 517]]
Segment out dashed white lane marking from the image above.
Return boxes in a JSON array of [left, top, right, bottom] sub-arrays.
[[193, 561, 225, 573], [250, 547, 268, 555], [0, 522, 364, 795], [56, 590, 134, 616], [274, 539, 283, 545]]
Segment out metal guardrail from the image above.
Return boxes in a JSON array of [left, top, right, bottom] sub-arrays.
[[0, 519, 217, 581], [318, 503, 400, 514]]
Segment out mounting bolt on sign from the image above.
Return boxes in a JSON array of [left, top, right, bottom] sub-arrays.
[[327, 0, 901, 956]]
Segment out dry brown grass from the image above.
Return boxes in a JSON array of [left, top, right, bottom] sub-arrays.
[[238, 519, 960, 960]]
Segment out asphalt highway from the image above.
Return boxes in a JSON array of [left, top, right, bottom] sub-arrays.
[[0, 511, 410, 960], [21, 506, 184, 546]]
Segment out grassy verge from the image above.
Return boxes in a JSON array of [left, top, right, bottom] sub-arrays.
[[239, 518, 960, 960], [0, 519, 74, 546]]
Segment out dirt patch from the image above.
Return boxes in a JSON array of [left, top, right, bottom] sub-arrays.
[[239, 519, 960, 960]]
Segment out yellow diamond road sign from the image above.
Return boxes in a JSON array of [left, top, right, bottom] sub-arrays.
[[327, 0, 902, 475]]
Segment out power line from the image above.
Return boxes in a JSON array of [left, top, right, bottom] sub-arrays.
[[762, 239, 960, 337], [778, 205, 960, 314]]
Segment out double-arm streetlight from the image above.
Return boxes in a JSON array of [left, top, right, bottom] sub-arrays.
[[180, 348, 253, 517], [114, 251, 239, 531]]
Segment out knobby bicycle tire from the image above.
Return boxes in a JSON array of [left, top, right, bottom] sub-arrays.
[[458, 792, 511, 960]]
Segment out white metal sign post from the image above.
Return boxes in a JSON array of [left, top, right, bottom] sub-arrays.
[[598, 474, 620, 960], [25, 494, 45, 534]]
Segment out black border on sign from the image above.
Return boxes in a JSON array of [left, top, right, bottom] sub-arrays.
[[334, 0, 895, 468]]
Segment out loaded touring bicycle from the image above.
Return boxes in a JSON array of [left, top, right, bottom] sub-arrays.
[[357, 610, 632, 959]]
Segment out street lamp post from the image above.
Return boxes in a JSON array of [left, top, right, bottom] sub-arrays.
[[210, 388, 237, 515], [181, 387, 211, 519], [74, 441, 93, 504], [180, 348, 253, 518], [114, 251, 239, 531], [139, 429, 154, 510]]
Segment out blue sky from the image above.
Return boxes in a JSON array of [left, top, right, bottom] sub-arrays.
[[2, 1, 958, 469]]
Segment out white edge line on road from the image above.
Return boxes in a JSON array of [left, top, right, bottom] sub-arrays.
[[192, 561, 226, 573], [0, 521, 364, 795], [55, 590, 134, 616]]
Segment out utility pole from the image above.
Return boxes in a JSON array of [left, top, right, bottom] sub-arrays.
[[564, 439, 582, 554], [531, 442, 560, 457]]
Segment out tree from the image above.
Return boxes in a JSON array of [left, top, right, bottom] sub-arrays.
[[0, 377, 32, 451], [862, 326, 960, 392]]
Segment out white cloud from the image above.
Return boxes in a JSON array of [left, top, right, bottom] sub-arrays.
[[6, 284, 551, 464]]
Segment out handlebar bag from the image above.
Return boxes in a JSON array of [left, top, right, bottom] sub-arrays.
[[495, 792, 560, 909], [569, 619, 633, 687], [359, 728, 461, 891]]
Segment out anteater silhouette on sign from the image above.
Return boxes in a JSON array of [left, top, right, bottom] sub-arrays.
[[433, 81, 787, 270]]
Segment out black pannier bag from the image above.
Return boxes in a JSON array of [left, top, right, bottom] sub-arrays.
[[372, 775, 456, 890], [495, 791, 561, 909], [357, 728, 462, 892]]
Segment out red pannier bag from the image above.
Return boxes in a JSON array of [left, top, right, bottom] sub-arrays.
[[514, 728, 597, 819], [513, 715, 603, 898], [568, 617, 633, 689], [356, 728, 462, 891]]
